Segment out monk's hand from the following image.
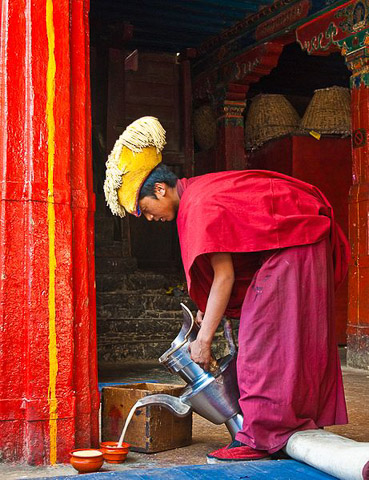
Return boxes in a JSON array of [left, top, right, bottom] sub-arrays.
[[188, 338, 212, 371], [195, 310, 204, 326]]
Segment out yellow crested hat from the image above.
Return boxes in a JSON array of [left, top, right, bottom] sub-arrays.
[[103, 116, 166, 217]]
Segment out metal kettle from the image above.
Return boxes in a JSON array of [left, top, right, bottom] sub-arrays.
[[138, 303, 243, 439]]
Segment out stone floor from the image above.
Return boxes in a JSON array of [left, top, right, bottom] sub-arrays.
[[1, 348, 369, 479]]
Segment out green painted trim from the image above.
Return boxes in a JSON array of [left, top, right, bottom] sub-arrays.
[[338, 27, 369, 52]]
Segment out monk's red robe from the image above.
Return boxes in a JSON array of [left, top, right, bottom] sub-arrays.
[[176, 170, 349, 317], [176, 170, 348, 452]]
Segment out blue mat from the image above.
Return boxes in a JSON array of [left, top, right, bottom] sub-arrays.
[[33, 460, 336, 479]]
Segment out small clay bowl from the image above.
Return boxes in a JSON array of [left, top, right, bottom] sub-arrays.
[[69, 448, 104, 474], [100, 441, 130, 464]]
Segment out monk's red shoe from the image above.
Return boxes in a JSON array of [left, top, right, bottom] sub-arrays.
[[206, 440, 270, 464]]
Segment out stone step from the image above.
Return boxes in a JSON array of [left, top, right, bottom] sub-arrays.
[[97, 333, 232, 363], [97, 307, 185, 320], [97, 312, 239, 362], [95, 274, 127, 293], [98, 307, 145, 320], [97, 319, 238, 341], [124, 272, 184, 291], [96, 293, 195, 314], [95, 272, 185, 293], [97, 304, 190, 320], [97, 317, 182, 336], [98, 339, 173, 362], [98, 332, 178, 344], [95, 256, 137, 274]]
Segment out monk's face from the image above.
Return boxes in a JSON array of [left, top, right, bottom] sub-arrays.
[[138, 183, 178, 222]]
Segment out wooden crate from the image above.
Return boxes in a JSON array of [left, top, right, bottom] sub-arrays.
[[101, 383, 192, 453]]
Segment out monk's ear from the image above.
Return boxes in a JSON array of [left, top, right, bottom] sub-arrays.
[[154, 182, 166, 197]]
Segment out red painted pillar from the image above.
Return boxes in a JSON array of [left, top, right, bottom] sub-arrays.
[[339, 36, 369, 369], [0, 0, 98, 464], [347, 83, 369, 368], [216, 99, 247, 171], [70, 0, 99, 448]]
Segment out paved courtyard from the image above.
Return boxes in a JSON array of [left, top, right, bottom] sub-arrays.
[[1, 349, 368, 479]]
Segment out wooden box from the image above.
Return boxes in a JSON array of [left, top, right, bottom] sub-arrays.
[[101, 383, 192, 453]]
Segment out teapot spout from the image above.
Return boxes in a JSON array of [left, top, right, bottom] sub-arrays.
[[136, 394, 191, 418]]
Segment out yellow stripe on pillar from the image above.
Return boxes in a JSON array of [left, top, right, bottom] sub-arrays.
[[46, 0, 58, 465]]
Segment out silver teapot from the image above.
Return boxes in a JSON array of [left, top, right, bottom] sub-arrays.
[[138, 303, 243, 438]]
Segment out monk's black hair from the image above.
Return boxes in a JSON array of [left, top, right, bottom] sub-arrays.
[[139, 164, 178, 199]]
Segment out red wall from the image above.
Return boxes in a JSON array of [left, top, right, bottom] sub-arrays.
[[248, 135, 352, 344]]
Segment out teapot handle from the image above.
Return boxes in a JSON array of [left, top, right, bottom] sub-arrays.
[[221, 317, 237, 356], [208, 318, 236, 375], [192, 312, 237, 357]]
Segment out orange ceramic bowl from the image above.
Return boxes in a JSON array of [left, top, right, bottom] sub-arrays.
[[100, 441, 130, 464], [69, 448, 104, 474]]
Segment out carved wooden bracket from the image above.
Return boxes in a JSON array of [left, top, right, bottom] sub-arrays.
[[339, 29, 369, 86], [193, 40, 288, 105], [222, 41, 287, 96]]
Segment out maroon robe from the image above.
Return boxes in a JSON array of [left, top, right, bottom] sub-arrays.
[[176, 170, 348, 452]]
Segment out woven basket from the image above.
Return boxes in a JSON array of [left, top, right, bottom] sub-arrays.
[[299, 86, 351, 136], [193, 104, 217, 151], [245, 94, 300, 150]]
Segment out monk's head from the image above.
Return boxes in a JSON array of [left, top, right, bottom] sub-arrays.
[[138, 164, 180, 222]]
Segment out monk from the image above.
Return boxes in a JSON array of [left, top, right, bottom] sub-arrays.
[[104, 116, 349, 463]]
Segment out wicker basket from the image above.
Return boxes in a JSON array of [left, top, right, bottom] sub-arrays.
[[245, 94, 300, 150], [193, 104, 217, 151], [299, 86, 351, 136]]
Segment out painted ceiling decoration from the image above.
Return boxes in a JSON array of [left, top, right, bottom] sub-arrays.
[[90, 0, 275, 51]]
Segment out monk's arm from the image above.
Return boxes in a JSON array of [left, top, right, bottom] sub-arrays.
[[189, 252, 235, 370]]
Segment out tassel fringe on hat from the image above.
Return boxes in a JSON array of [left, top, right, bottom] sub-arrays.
[[104, 116, 166, 217]]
